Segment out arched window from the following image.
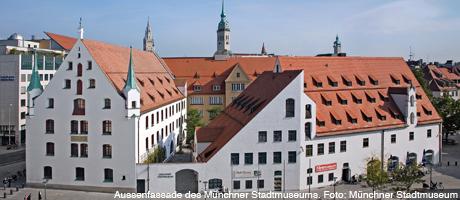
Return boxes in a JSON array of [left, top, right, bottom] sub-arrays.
[[77, 63, 83, 77], [45, 119, 54, 134], [305, 122, 312, 139], [145, 137, 149, 149], [388, 156, 399, 171], [73, 98, 85, 115], [406, 153, 417, 165], [410, 95, 415, 107], [102, 120, 112, 135], [77, 80, 83, 95], [46, 142, 54, 156], [44, 166, 52, 179], [285, 98, 295, 117], [103, 144, 112, 158], [410, 113, 415, 124], [423, 149, 434, 165], [104, 168, 113, 182], [305, 104, 312, 119]]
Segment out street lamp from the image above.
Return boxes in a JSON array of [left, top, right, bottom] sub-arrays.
[[8, 104, 12, 146], [42, 179, 48, 200], [333, 177, 338, 200]]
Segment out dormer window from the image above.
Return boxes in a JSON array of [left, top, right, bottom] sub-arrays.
[[193, 85, 202, 92], [342, 75, 352, 86], [378, 91, 388, 101], [327, 76, 338, 87], [376, 109, 386, 121], [321, 94, 332, 106], [317, 119, 325, 127], [369, 75, 378, 85], [365, 92, 376, 103], [422, 105, 432, 115], [390, 74, 400, 85], [352, 92, 362, 104], [402, 74, 412, 84], [361, 110, 372, 122], [312, 76, 322, 88], [346, 112, 357, 124], [355, 75, 365, 86], [337, 93, 347, 105], [212, 85, 221, 91], [331, 112, 341, 125]]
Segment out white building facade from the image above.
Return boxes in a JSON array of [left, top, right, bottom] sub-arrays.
[[26, 37, 186, 192]]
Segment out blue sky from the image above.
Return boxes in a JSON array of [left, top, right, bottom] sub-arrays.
[[2, 0, 459, 61]]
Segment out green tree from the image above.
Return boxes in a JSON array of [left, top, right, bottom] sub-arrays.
[[432, 96, 460, 141], [207, 107, 222, 121], [412, 68, 433, 99], [185, 109, 203, 144], [390, 163, 424, 192], [144, 146, 166, 164], [365, 158, 389, 192]]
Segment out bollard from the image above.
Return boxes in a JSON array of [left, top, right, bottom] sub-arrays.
[[3, 192, 6, 198], [447, 161, 450, 166], [456, 161, 458, 166], [16, 187, 18, 191], [9, 189, 12, 195]]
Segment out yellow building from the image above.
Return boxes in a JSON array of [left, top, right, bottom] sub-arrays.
[[165, 57, 276, 123]]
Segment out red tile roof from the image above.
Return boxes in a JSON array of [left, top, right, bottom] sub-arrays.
[[81, 39, 184, 113], [196, 70, 303, 162], [45, 32, 77, 51], [164, 57, 277, 94], [279, 56, 441, 136], [425, 65, 460, 91]]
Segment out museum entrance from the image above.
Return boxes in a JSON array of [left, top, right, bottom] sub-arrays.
[[175, 169, 198, 193]]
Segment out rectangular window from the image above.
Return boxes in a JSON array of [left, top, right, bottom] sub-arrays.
[[245, 180, 252, 189], [190, 97, 204, 105], [80, 143, 88, 158], [80, 121, 88, 134], [21, 86, 26, 94], [328, 173, 334, 182], [46, 143, 54, 156], [21, 99, 26, 107], [258, 131, 267, 143], [233, 181, 240, 190], [64, 79, 71, 89], [329, 142, 335, 154], [317, 143, 324, 155], [288, 151, 296, 163], [318, 175, 324, 183], [257, 180, 264, 189], [21, 112, 25, 119], [231, 83, 245, 91], [212, 85, 221, 91], [103, 120, 112, 135], [306, 145, 313, 157], [231, 153, 239, 165], [258, 152, 267, 164], [87, 61, 92, 70], [273, 131, 282, 142], [68, 62, 73, 70], [273, 152, 282, 164], [48, 98, 54, 108], [75, 167, 84, 181], [209, 96, 223, 105], [71, 143, 78, 157], [363, 138, 369, 148], [288, 130, 297, 141], [104, 99, 111, 109], [340, 141, 347, 152], [409, 132, 414, 141], [391, 134, 396, 143], [427, 129, 432, 138], [70, 120, 78, 134], [244, 153, 253, 165]]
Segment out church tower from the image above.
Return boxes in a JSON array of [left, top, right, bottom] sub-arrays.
[[333, 35, 341, 55], [143, 17, 155, 52], [214, 0, 231, 59], [123, 47, 141, 118]]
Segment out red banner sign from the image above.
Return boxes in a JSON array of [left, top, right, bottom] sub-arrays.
[[315, 163, 337, 172]]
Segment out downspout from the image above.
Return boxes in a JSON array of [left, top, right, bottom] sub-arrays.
[[381, 130, 385, 170], [438, 123, 442, 166]]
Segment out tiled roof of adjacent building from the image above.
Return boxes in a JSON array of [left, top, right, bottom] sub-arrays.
[[424, 65, 460, 92], [196, 56, 442, 162], [45, 32, 77, 51], [196, 70, 303, 162], [164, 57, 277, 94], [279, 56, 442, 135], [80, 39, 184, 113]]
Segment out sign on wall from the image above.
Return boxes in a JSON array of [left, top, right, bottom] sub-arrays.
[[233, 170, 259, 178], [315, 163, 337, 172], [0, 75, 15, 81], [157, 173, 173, 178]]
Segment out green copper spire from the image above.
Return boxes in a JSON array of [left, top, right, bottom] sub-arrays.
[[221, 0, 226, 18], [27, 52, 43, 92], [123, 46, 139, 91]]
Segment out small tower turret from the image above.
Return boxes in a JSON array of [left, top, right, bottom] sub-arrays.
[[214, 0, 231, 59], [123, 47, 141, 118], [143, 17, 155, 52], [27, 52, 43, 116], [78, 17, 84, 39], [333, 34, 341, 55], [261, 43, 267, 55]]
